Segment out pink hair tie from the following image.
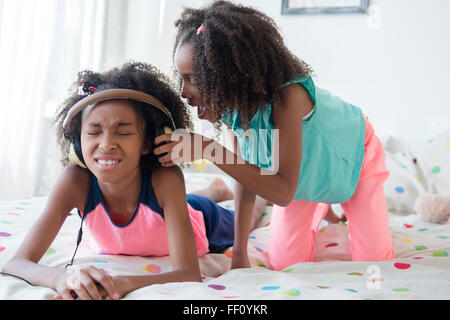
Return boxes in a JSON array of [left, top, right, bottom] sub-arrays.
[[197, 24, 206, 35]]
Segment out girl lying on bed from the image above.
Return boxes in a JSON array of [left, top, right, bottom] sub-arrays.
[[1, 62, 262, 300]]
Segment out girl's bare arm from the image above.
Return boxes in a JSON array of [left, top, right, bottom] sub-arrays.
[[114, 166, 202, 294], [208, 84, 309, 206], [155, 84, 311, 206], [2, 167, 85, 287]]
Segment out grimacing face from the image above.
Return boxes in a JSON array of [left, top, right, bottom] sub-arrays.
[[80, 100, 149, 183]]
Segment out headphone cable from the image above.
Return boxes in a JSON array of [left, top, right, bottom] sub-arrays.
[[1, 216, 85, 287]]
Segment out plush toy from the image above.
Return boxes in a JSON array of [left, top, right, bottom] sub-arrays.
[[414, 195, 450, 224]]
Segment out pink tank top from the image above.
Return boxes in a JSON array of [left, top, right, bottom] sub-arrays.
[[78, 170, 210, 257]]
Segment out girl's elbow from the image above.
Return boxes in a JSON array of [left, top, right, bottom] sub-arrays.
[[272, 184, 296, 207], [269, 193, 294, 207], [1, 259, 16, 274], [274, 194, 295, 207]]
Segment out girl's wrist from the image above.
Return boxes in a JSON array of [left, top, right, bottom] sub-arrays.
[[48, 267, 69, 290], [114, 275, 135, 294]]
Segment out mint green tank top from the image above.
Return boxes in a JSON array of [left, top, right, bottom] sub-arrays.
[[225, 75, 365, 204]]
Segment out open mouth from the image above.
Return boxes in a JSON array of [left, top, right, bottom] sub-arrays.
[[95, 158, 121, 170]]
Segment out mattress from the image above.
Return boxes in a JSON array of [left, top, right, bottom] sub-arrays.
[[0, 175, 448, 300]]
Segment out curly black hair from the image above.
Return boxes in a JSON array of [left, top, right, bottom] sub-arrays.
[[173, 0, 313, 129], [53, 61, 193, 172]]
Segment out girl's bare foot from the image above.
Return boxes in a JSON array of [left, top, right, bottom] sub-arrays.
[[190, 177, 234, 203], [210, 177, 234, 202]]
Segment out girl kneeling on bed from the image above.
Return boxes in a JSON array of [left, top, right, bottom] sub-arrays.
[[1, 62, 258, 300]]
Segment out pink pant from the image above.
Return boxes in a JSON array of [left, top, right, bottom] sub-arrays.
[[268, 116, 395, 270]]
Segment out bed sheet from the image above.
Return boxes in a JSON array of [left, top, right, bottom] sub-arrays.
[[0, 172, 449, 300]]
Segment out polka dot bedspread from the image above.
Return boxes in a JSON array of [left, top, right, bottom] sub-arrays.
[[0, 132, 449, 300]]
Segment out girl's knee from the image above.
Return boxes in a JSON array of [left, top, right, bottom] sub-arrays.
[[268, 241, 314, 270], [350, 242, 395, 261]]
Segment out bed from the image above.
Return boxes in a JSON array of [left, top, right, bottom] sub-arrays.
[[0, 130, 449, 300]]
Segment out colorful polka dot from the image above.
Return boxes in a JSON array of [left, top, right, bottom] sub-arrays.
[[45, 248, 55, 255], [394, 263, 411, 270], [282, 268, 293, 273], [0, 247, 5, 253], [262, 286, 280, 291], [345, 288, 357, 293], [208, 284, 226, 290], [404, 224, 414, 228], [432, 250, 448, 257], [367, 278, 384, 283], [281, 288, 300, 296], [437, 235, 448, 239], [414, 245, 427, 251], [347, 272, 364, 276], [401, 238, 412, 243], [0, 220, 14, 224], [224, 251, 233, 258], [257, 262, 267, 268], [253, 246, 263, 252], [392, 288, 410, 292], [193, 159, 208, 171], [317, 286, 331, 289], [7, 212, 20, 216], [0, 232, 11, 237], [417, 228, 428, 232], [27, 286, 45, 290], [223, 296, 239, 299], [395, 187, 405, 193], [142, 264, 161, 273], [432, 166, 440, 174], [249, 236, 256, 239], [158, 292, 175, 296], [325, 242, 339, 248], [92, 259, 109, 263], [445, 141, 450, 148], [412, 257, 424, 260]]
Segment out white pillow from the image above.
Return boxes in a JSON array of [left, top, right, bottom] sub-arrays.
[[382, 128, 450, 214], [409, 129, 450, 195], [383, 150, 427, 214]]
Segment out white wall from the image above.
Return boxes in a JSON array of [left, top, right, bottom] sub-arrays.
[[124, 0, 450, 141], [235, 0, 450, 141], [122, 0, 211, 76]]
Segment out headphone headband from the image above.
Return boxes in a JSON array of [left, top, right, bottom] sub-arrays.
[[62, 88, 177, 134]]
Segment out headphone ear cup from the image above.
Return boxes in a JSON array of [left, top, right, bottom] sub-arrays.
[[69, 135, 87, 168], [153, 126, 173, 157]]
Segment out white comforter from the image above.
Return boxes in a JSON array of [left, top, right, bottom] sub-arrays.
[[0, 181, 448, 300]]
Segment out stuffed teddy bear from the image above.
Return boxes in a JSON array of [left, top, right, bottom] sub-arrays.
[[414, 195, 450, 224]]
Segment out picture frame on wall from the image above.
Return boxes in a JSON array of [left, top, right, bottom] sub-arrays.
[[281, 0, 369, 15]]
